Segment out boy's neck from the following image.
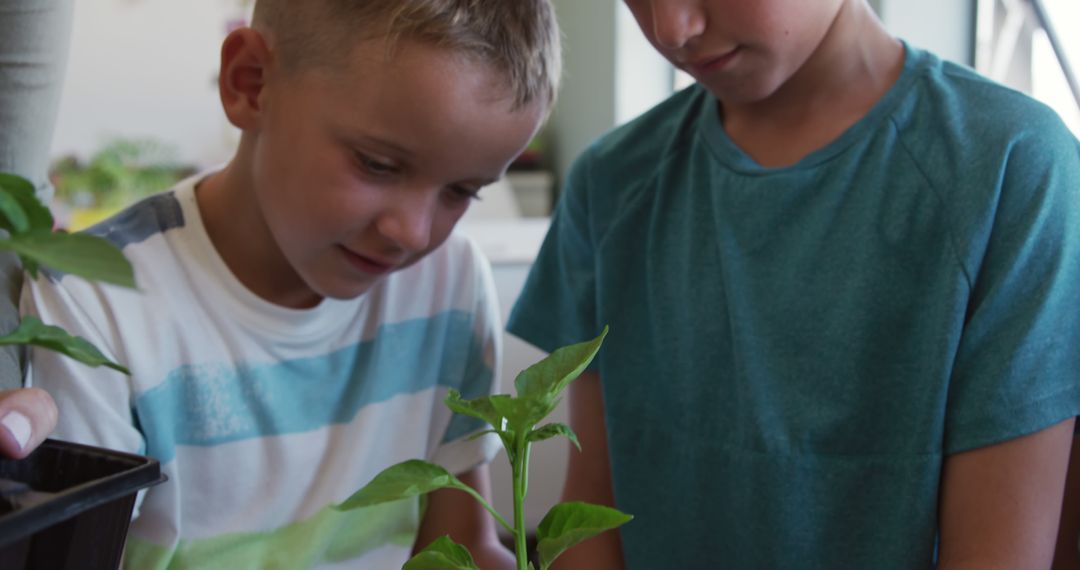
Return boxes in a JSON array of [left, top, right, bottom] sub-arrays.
[[195, 144, 322, 309], [720, 0, 904, 168]]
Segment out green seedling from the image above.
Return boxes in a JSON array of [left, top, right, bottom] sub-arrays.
[[0, 172, 133, 373], [336, 326, 632, 570]]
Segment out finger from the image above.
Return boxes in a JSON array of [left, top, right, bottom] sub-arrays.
[[0, 388, 59, 459]]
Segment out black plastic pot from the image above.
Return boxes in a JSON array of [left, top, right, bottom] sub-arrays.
[[0, 439, 165, 570]]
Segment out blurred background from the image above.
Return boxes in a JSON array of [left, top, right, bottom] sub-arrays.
[[44, 0, 1080, 536]]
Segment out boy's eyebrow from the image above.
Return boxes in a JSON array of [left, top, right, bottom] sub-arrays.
[[344, 131, 504, 186], [344, 133, 416, 158]]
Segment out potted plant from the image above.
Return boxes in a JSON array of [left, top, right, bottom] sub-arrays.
[[49, 138, 193, 231], [0, 172, 164, 570], [338, 326, 633, 570]]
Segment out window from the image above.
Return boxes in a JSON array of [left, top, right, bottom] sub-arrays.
[[976, 0, 1080, 135]]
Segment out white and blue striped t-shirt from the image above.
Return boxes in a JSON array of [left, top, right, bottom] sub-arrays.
[[22, 175, 503, 569]]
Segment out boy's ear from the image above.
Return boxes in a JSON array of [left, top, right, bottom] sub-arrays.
[[218, 28, 273, 130]]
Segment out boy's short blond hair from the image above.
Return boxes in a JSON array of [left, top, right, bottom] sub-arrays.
[[252, 0, 562, 110]]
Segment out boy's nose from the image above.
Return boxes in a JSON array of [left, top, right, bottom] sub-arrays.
[[375, 193, 436, 253], [650, 0, 706, 50]]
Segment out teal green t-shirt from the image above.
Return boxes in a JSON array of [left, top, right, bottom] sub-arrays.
[[507, 44, 1080, 568]]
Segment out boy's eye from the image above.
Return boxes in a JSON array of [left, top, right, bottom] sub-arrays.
[[447, 185, 482, 202], [356, 153, 398, 176]]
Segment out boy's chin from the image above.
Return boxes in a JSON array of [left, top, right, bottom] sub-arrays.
[[314, 275, 391, 302], [700, 76, 787, 106]]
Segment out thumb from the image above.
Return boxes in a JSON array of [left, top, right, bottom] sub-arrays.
[[0, 388, 59, 459]]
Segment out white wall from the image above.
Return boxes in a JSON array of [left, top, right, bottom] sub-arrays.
[[51, 0, 244, 168], [547, 0, 619, 187], [547, 0, 676, 187], [615, 4, 674, 125], [881, 0, 975, 64]]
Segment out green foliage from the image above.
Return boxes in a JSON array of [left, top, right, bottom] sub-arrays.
[[335, 461, 468, 511], [0, 173, 56, 234], [343, 326, 632, 570], [513, 327, 606, 399], [403, 536, 480, 570], [0, 189, 29, 234], [488, 393, 558, 439], [444, 389, 506, 431], [0, 172, 134, 373], [50, 138, 191, 210], [0, 232, 135, 288], [527, 423, 580, 451], [0, 316, 129, 374], [535, 502, 634, 570]]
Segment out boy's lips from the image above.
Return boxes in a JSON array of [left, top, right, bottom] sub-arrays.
[[339, 246, 398, 275], [685, 47, 742, 76]]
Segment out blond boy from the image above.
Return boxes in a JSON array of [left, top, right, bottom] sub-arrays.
[[23, 1, 559, 568]]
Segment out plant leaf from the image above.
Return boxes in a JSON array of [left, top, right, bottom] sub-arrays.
[[488, 394, 558, 434], [445, 390, 523, 453], [335, 460, 513, 535], [403, 535, 480, 570], [465, 429, 498, 442], [0, 315, 129, 373], [445, 389, 504, 430], [463, 429, 516, 457], [0, 173, 54, 233], [535, 502, 633, 570], [335, 460, 466, 512], [528, 423, 581, 451], [0, 190, 28, 234], [514, 326, 608, 400], [0, 231, 135, 288]]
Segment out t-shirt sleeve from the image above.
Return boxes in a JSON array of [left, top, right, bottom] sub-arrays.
[[944, 119, 1080, 454], [20, 272, 145, 457], [428, 240, 503, 476], [506, 150, 600, 358]]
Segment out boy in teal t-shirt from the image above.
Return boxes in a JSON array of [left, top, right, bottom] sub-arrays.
[[507, 1, 1080, 568]]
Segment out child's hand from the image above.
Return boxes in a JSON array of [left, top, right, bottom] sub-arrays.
[[0, 388, 57, 459]]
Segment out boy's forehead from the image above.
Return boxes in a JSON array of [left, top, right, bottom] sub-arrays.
[[294, 41, 544, 169], [317, 38, 523, 109]]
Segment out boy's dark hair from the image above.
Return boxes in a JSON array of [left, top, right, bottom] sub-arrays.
[[252, 0, 562, 110]]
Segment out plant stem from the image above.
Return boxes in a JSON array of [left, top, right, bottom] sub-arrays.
[[512, 434, 531, 570], [457, 484, 515, 534]]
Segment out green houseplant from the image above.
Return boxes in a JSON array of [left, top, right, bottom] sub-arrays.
[[337, 326, 633, 570], [50, 138, 192, 231], [0, 169, 630, 569], [0, 172, 163, 570], [0, 172, 134, 364]]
